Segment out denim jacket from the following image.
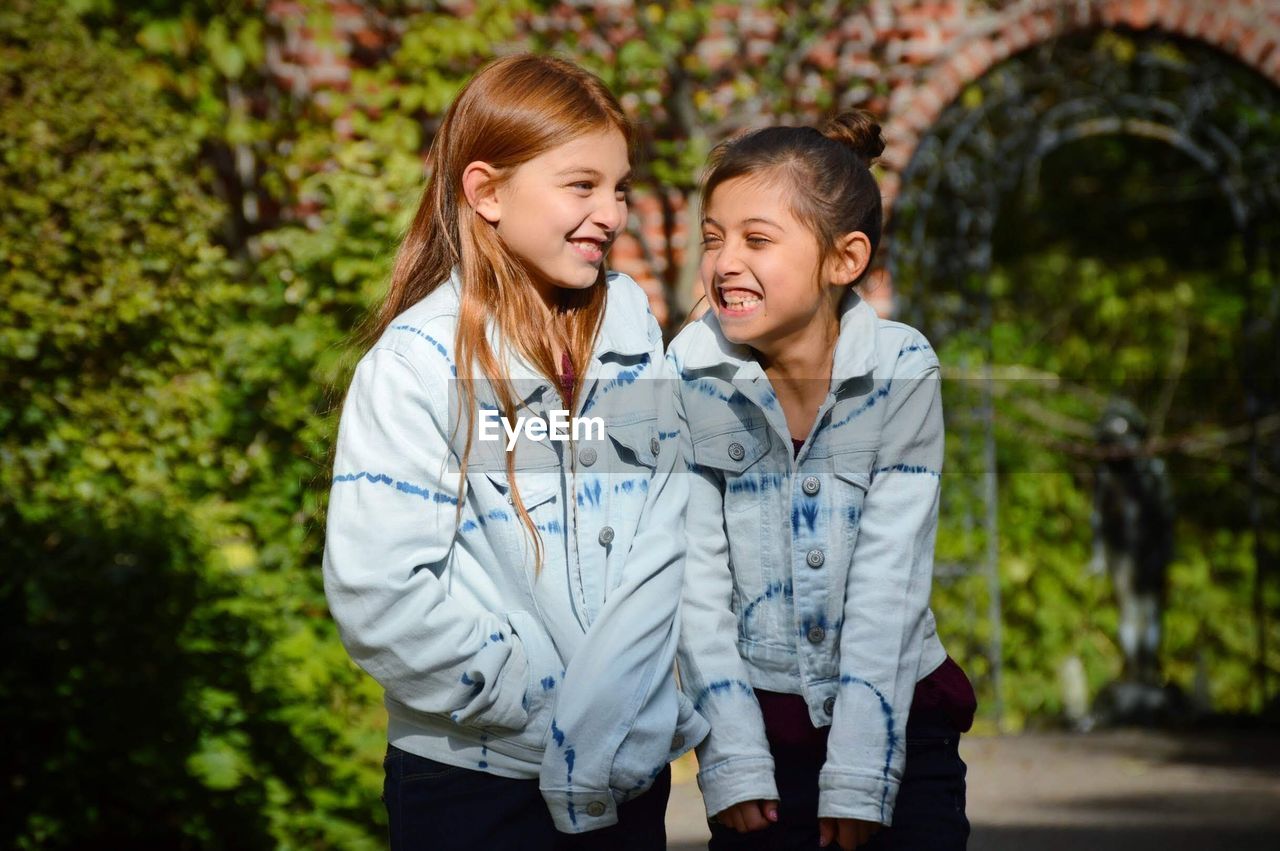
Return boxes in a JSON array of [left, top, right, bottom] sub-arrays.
[[669, 291, 948, 825], [323, 270, 708, 834]]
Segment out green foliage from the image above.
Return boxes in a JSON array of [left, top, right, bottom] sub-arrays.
[[926, 129, 1280, 731]]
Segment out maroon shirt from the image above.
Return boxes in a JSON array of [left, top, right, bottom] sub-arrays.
[[757, 440, 976, 749]]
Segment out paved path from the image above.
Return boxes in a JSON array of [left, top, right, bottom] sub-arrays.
[[666, 729, 1280, 850]]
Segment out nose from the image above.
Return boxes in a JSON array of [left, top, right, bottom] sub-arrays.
[[713, 239, 743, 280], [593, 193, 625, 235]]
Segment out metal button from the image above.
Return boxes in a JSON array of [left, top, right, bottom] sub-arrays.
[[727, 442, 745, 461], [806, 549, 825, 569], [579, 447, 598, 467], [807, 625, 826, 644], [823, 696, 836, 716], [586, 801, 607, 817], [671, 733, 685, 750], [802, 476, 821, 495], [650, 437, 661, 457], [506, 495, 514, 505], [598, 526, 615, 546]]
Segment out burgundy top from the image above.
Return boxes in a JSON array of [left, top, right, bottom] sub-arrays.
[[558, 350, 575, 401], [757, 440, 976, 749]]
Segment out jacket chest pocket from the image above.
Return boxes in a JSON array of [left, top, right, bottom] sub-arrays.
[[831, 447, 875, 556], [691, 424, 785, 638], [691, 424, 772, 513], [467, 440, 562, 566]]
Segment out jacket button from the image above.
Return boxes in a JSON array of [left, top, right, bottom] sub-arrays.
[[598, 526, 615, 545], [671, 733, 685, 750], [579, 447, 598, 467], [807, 625, 826, 644], [586, 801, 607, 817], [802, 476, 821, 495], [824, 696, 836, 716], [806, 549, 825, 568], [727, 442, 745, 461], [650, 437, 661, 457]]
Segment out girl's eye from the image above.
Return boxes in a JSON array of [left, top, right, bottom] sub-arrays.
[[571, 181, 594, 192], [701, 234, 723, 247], [746, 236, 770, 247]]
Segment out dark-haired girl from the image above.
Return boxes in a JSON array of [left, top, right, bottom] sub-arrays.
[[671, 111, 975, 850]]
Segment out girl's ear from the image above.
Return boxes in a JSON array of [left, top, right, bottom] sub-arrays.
[[462, 161, 503, 224], [827, 231, 873, 288]]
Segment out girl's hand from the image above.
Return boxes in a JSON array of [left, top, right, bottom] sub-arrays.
[[818, 816, 880, 849], [715, 799, 779, 833]]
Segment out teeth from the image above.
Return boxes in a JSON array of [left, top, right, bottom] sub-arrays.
[[721, 292, 761, 307]]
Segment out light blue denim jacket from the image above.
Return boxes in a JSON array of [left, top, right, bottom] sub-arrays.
[[669, 291, 948, 825], [323, 270, 708, 834]]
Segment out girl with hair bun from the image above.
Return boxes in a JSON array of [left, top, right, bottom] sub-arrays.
[[671, 110, 975, 850]]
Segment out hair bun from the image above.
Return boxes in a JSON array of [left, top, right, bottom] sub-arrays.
[[821, 110, 884, 167]]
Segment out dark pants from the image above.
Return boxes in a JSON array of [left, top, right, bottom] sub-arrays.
[[383, 744, 671, 851], [708, 715, 969, 850]]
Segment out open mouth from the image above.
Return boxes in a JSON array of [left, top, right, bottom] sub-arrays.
[[718, 286, 763, 316], [568, 237, 607, 263]]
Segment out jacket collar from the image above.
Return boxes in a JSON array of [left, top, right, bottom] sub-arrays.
[[442, 268, 651, 397], [678, 289, 880, 385]]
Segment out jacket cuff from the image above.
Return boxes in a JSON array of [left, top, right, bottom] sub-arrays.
[[469, 636, 529, 730], [540, 787, 618, 834], [697, 755, 779, 818], [817, 768, 900, 825]]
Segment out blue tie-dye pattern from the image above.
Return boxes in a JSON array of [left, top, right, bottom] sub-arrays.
[[683, 376, 754, 407], [791, 500, 819, 534], [613, 479, 649, 495], [460, 672, 474, 686], [333, 470, 459, 506], [580, 360, 649, 414], [541, 675, 557, 691], [829, 384, 891, 430], [896, 343, 932, 359], [659, 430, 680, 441], [577, 479, 603, 507], [839, 675, 899, 822], [550, 720, 566, 747], [535, 519, 564, 535], [875, 463, 942, 478], [727, 473, 785, 496], [563, 746, 578, 826], [691, 678, 756, 712], [740, 579, 793, 626], [390, 325, 458, 376]]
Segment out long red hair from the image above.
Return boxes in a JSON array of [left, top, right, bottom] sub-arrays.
[[369, 54, 632, 571]]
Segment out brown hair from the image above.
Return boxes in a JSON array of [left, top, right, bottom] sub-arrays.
[[701, 110, 885, 286], [368, 54, 632, 571]]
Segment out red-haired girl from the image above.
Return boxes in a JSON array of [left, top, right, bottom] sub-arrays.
[[324, 54, 705, 851]]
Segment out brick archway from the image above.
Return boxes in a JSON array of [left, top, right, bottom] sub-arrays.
[[846, 0, 1280, 212]]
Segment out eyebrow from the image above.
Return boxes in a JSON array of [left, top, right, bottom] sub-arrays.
[[557, 167, 633, 182], [702, 215, 783, 229]]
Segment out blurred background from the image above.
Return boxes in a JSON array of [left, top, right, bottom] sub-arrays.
[[2, 0, 1278, 848]]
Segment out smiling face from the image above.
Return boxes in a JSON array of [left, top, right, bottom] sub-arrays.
[[700, 173, 837, 357], [487, 128, 631, 303]]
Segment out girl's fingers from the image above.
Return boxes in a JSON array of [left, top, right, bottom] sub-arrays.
[[836, 819, 857, 850], [818, 817, 835, 847], [764, 799, 780, 822]]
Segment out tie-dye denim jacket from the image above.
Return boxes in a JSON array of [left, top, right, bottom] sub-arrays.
[[669, 291, 948, 825], [323, 270, 708, 834]]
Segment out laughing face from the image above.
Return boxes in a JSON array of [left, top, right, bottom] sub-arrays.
[[484, 128, 631, 304], [700, 173, 835, 356]]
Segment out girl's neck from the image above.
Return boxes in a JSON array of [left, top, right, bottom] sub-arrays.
[[755, 309, 840, 443]]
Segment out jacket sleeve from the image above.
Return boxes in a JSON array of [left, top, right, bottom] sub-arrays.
[[323, 346, 530, 731], [538, 318, 699, 833], [820, 359, 944, 824], [673, 357, 779, 819]]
